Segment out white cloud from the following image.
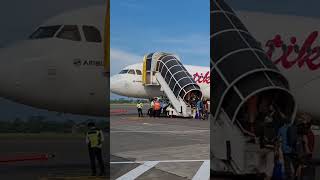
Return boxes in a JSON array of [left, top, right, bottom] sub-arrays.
[[110, 48, 142, 75], [155, 34, 207, 44], [153, 34, 209, 56]]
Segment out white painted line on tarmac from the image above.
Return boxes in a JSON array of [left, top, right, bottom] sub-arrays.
[[192, 160, 210, 180], [110, 130, 209, 133], [115, 161, 159, 180], [110, 159, 208, 164]]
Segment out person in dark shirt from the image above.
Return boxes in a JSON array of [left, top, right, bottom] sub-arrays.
[[294, 113, 314, 180]]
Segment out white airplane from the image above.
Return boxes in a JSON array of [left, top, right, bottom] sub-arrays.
[[111, 11, 320, 119], [0, 5, 109, 117], [237, 11, 320, 119], [110, 62, 210, 100], [0, 2, 319, 121]]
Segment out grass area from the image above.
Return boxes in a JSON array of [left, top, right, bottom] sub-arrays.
[[0, 133, 85, 139]]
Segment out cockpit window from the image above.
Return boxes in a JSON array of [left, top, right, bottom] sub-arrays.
[[29, 25, 61, 39], [56, 25, 81, 41], [128, 69, 135, 74], [119, 69, 128, 74], [136, 70, 142, 75], [82, 26, 102, 42]]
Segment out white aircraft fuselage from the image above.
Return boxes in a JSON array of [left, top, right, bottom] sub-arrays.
[[239, 11, 320, 119], [110, 63, 210, 99], [111, 11, 320, 119], [0, 6, 108, 116], [0, 4, 319, 119]]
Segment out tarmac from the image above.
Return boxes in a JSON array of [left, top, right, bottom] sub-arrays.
[[110, 104, 210, 180], [0, 104, 209, 180], [2, 104, 319, 179], [0, 133, 108, 180], [110, 104, 320, 180]]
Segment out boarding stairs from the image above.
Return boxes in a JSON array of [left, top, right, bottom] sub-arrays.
[[142, 52, 202, 117], [211, 110, 269, 176]]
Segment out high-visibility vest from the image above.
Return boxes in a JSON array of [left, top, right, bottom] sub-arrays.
[[137, 103, 143, 108], [154, 101, 161, 110], [87, 128, 102, 148]]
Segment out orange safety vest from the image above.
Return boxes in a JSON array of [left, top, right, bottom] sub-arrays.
[[154, 101, 161, 110]]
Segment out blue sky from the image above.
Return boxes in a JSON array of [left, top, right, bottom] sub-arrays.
[[110, 0, 210, 99], [110, 0, 320, 77], [110, 0, 320, 99], [0, 0, 320, 117], [110, 0, 210, 76]]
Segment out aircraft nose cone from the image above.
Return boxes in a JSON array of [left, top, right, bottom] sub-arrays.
[[0, 58, 19, 97], [110, 75, 122, 94]]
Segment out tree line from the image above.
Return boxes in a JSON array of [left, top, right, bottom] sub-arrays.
[[0, 117, 108, 133], [111, 98, 148, 104]]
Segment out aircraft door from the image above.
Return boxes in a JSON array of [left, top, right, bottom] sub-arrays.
[[142, 53, 154, 85]]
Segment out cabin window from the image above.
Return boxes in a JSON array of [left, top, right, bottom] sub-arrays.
[[82, 25, 102, 42], [119, 69, 128, 74], [136, 70, 142, 75], [128, 69, 135, 74], [29, 25, 61, 39], [56, 25, 81, 41]]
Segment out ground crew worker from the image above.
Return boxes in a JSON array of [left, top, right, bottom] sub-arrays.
[[86, 122, 105, 176], [137, 101, 143, 117], [148, 98, 155, 117], [153, 98, 161, 117]]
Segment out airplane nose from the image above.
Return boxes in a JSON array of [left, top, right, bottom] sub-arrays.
[[110, 75, 122, 94]]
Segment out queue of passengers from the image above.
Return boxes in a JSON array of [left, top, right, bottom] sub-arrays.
[[136, 96, 209, 119], [136, 98, 164, 117], [190, 97, 209, 120], [240, 94, 315, 180]]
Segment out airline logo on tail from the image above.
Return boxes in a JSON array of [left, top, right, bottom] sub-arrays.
[[266, 31, 320, 70]]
